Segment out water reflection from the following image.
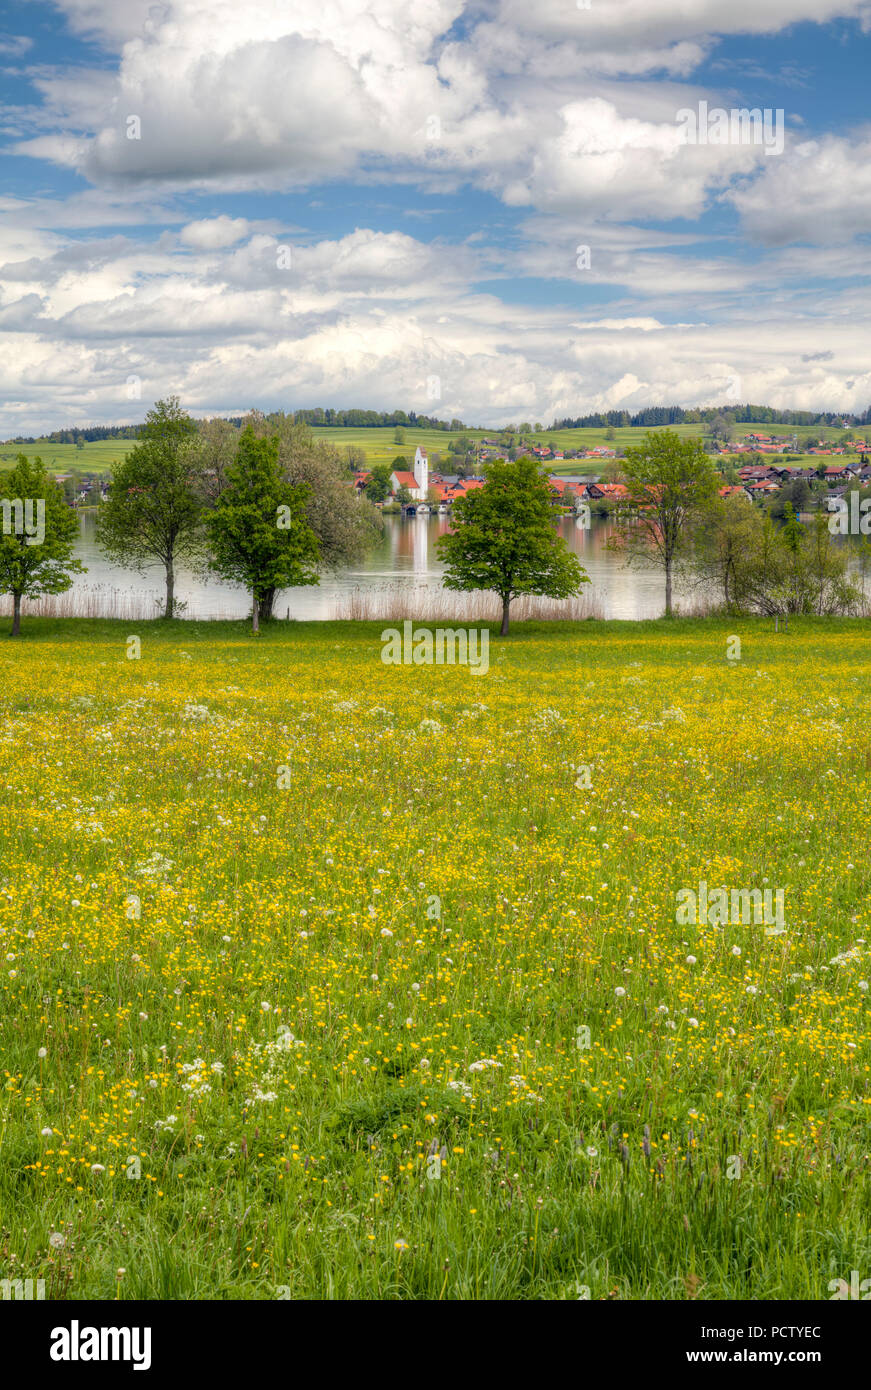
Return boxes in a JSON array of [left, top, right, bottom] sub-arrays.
[[69, 510, 690, 620]]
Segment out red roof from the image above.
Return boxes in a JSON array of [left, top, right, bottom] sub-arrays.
[[391, 471, 419, 489]]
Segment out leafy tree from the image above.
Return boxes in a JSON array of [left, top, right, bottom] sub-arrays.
[[0, 454, 84, 636], [608, 430, 718, 616], [437, 456, 587, 634], [205, 427, 319, 634], [365, 463, 393, 503], [212, 413, 380, 619], [96, 397, 202, 619], [393, 426, 406, 444]]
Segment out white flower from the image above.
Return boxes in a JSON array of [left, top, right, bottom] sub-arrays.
[[469, 1058, 502, 1073], [688, 1018, 699, 1028], [859, 981, 868, 992], [380, 928, 393, 938], [222, 935, 231, 943], [614, 987, 626, 997], [139, 1011, 148, 1020], [38, 1047, 47, 1058], [586, 1146, 598, 1158], [41, 1126, 53, 1137], [731, 946, 741, 956], [746, 985, 757, 995], [90, 1163, 106, 1173], [686, 956, 697, 966], [49, 1232, 65, 1249], [261, 1001, 271, 1011]]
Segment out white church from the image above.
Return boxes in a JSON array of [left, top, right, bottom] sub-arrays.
[[389, 446, 429, 500]]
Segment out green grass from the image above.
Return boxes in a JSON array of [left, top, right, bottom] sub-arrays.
[[0, 615, 869, 1300]]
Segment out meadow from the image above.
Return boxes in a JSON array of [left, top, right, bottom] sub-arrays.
[[1, 422, 859, 480], [0, 616, 869, 1300]]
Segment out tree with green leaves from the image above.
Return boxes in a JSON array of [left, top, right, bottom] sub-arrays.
[[205, 427, 319, 633], [96, 397, 203, 618], [608, 430, 718, 616], [198, 413, 379, 620], [0, 454, 84, 636], [437, 456, 587, 634], [364, 463, 393, 503]]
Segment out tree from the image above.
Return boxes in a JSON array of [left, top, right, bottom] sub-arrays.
[[437, 456, 587, 634], [365, 463, 393, 503], [0, 454, 84, 636], [205, 427, 319, 634], [216, 413, 380, 618], [393, 426, 406, 444], [96, 397, 202, 619], [608, 430, 718, 616]]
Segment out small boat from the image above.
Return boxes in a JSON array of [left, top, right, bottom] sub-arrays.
[[416, 503, 430, 515]]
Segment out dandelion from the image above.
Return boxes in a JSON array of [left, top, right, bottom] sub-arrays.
[[614, 987, 626, 997], [49, 1232, 65, 1249]]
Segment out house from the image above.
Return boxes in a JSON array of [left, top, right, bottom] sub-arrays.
[[586, 482, 629, 501], [718, 485, 752, 501], [747, 481, 779, 497]]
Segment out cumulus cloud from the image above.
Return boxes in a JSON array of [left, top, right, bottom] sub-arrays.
[[2, 0, 871, 432], [731, 133, 871, 243]]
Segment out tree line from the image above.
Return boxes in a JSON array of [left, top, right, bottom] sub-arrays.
[[2, 420, 867, 636]]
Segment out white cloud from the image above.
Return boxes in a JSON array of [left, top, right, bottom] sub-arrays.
[[731, 133, 871, 243], [180, 216, 250, 249]]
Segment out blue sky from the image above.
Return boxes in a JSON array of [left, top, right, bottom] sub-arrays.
[[1, 0, 870, 432]]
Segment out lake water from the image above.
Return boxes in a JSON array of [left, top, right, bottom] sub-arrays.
[[66, 511, 698, 621]]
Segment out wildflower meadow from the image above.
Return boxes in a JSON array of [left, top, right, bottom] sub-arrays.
[[1, 616, 869, 1300]]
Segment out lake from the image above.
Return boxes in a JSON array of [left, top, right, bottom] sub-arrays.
[[63, 510, 698, 621]]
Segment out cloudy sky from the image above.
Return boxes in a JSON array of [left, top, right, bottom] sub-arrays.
[[1, 0, 870, 433]]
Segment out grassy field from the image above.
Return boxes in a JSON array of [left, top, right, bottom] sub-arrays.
[[0, 423, 862, 480], [0, 440, 131, 476], [0, 616, 869, 1300]]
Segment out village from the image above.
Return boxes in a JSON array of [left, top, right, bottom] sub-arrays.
[[351, 441, 871, 516]]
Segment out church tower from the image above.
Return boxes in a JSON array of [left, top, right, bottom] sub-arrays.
[[413, 446, 429, 500]]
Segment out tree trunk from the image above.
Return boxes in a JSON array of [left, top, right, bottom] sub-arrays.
[[252, 589, 260, 635], [11, 592, 21, 637], [164, 558, 175, 619], [259, 588, 275, 622], [500, 595, 511, 636], [664, 560, 673, 617]]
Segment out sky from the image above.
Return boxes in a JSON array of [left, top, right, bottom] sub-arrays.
[[1, 0, 870, 433]]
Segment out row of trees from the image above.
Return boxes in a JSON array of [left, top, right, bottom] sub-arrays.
[[2, 419, 865, 635], [1, 399, 381, 635], [605, 432, 866, 616]]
